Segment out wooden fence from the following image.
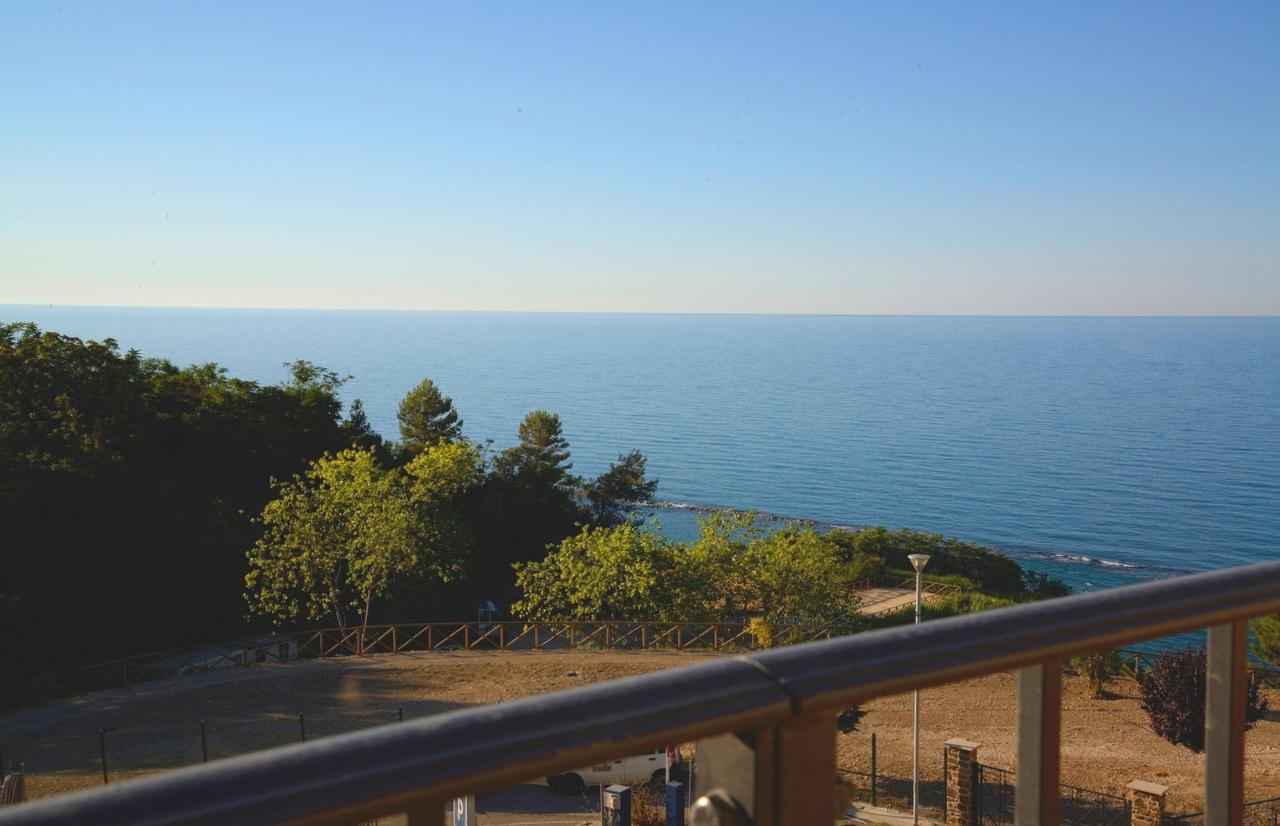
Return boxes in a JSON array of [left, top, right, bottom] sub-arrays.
[[0, 620, 845, 711]]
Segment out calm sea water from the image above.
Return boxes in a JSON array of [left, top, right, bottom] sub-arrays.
[[6, 306, 1279, 598]]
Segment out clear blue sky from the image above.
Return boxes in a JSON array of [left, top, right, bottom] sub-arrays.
[[2, 2, 1278, 314]]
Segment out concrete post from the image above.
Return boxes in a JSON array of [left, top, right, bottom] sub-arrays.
[[1126, 780, 1168, 826], [944, 738, 981, 826]]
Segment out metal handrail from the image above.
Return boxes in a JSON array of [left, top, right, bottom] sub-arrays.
[[3, 560, 1279, 826]]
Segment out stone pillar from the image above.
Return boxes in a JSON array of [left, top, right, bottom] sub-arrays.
[[1126, 780, 1168, 826], [944, 738, 980, 826]]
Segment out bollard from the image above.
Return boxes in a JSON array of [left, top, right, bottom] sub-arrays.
[[602, 784, 631, 826], [200, 721, 208, 763], [299, 712, 306, 742], [665, 780, 687, 826]]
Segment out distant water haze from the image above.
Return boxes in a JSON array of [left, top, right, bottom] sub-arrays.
[[7, 306, 1278, 596]]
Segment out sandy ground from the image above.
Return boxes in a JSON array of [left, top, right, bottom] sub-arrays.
[[4, 649, 1280, 818]]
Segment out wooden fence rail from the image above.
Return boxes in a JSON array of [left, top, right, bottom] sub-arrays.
[[9, 617, 1272, 714], [0, 620, 845, 711]]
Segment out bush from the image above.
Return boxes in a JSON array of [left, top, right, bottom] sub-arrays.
[[1250, 615, 1280, 668], [1136, 646, 1268, 752], [837, 704, 865, 734], [1069, 649, 1123, 699], [859, 591, 1017, 630], [747, 616, 772, 648]]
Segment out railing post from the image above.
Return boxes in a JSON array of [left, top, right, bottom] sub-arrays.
[[1205, 622, 1247, 826], [1016, 658, 1062, 826], [691, 717, 835, 825], [772, 712, 837, 824]]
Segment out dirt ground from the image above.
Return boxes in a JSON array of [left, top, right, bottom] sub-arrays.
[[4, 649, 1279, 817]]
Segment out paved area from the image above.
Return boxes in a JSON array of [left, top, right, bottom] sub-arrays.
[[843, 802, 936, 824], [856, 587, 941, 616]]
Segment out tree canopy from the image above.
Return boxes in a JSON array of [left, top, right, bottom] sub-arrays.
[[245, 443, 483, 629], [396, 378, 463, 452], [513, 512, 864, 631]]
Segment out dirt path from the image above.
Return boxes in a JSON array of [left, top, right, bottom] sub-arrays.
[[3, 649, 1279, 816]]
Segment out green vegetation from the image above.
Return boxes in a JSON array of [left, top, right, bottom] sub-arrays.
[[1249, 614, 1280, 669], [0, 323, 657, 673], [1136, 647, 1268, 752], [1, 321, 1067, 677], [514, 513, 1066, 633], [1068, 650, 1124, 699], [513, 513, 864, 630]]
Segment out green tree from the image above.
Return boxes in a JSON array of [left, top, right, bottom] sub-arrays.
[[495, 410, 575, 490], [396, 379, 463, 452], [585, 450, 659, 526], [245, 443, 482, 630], [1, 324, 357, 672], [740, 527, 863, 630], [512, 512, 862, 631], [512, 523, 670, 621]]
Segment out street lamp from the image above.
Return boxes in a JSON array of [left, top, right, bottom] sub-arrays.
[[908, 553, 930, 825]]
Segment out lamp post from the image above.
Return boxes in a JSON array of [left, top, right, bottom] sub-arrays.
[[908, 553, 930, 825]]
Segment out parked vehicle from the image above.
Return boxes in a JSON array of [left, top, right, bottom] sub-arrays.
[[547, 748, 682, 794]]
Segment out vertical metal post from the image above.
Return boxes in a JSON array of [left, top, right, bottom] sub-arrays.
[[1205, 622, 1247, 826], [98, 729, 110, 785], [1015, 659, 1062, 826], [299, 712, 307, 742], [200, 720, 208, 763], [871, 732, 878, 807], [913, 568, 923, 825], [398, 707, 404, 722]]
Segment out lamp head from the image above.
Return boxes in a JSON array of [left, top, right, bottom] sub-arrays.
[[908, 553, 931, 573]]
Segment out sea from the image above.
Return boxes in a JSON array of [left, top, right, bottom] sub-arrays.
[[6, 307, 1279, 607]]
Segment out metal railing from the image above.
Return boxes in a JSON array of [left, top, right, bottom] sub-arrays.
[[3, 560, 1279, 825]]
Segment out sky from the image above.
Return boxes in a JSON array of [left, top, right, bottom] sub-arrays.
[[2, 2, 1278, 315]]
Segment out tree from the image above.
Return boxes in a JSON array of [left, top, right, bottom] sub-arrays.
[[397, 379, 463, 452], [1136, 646, 1268, 752], [1068, 650, 1123, 699], [586, 450, 659, 527], [495, 410, 575, 491], [0, 324, 357, 672], [739, 528, 863, 630], [245, 443, 482, 630], [511, 512, 863, 632], [512, 523, 670, 621]]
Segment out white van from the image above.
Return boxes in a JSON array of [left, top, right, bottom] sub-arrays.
[[546, 749, 679, 794]]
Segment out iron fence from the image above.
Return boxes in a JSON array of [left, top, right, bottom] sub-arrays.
[[974, 765, 1128, 826], [1169, 796, 1280, 826]]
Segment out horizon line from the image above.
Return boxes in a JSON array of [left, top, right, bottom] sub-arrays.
[[3, 302, 1279, 319]]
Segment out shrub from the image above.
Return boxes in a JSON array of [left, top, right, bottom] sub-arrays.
[[837, 704, 865, 734], [1069, 649, 1123, 699], [1136, 646, 1268, 752], [747, 616, 772, 648], [1250, 615, 1280, 669]]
